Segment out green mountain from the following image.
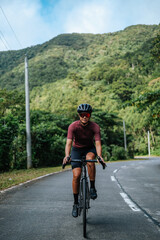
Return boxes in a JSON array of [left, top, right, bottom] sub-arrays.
[[0, 24, 160, 167], [0, 24, 159, 91]]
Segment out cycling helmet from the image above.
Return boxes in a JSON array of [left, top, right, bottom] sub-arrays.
[[77, 103, 92, 113]]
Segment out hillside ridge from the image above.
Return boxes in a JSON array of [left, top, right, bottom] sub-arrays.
[[0, 24, 159, 90]]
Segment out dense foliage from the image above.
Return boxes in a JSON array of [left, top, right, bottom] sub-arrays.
[[0, 90, 131, 171], [0, 90, 72, 171], [0, 24, 160, 171]]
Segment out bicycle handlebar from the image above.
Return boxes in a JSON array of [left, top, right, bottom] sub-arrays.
[[62, 156, 106, 170]]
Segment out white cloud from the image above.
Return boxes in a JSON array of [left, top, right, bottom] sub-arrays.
[[64, 1, 112, 34]]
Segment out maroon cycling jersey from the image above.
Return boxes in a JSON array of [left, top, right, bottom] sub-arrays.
[[67, 120, 101, 148]]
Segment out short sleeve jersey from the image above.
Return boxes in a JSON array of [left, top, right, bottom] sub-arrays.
[[67, 120, 101, 148]]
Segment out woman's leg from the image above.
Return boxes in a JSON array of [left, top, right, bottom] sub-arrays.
[[72, 167, 81, 217], [86, 152, 96, 181], [72, 167, 82, 194]]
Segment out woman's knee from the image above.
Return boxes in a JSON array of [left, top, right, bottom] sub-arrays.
[[73, 168, 81, 182], [86, 152, 95, 160]]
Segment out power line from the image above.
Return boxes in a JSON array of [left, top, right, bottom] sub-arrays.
[[0, 30, 11, 50], [0, 34, 9, 50], [0, 6, 23, 49]]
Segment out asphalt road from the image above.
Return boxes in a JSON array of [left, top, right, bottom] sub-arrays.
[[0, 157, 160, 240]]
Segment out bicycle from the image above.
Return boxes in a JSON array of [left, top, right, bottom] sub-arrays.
[[62, 156, 106, 238]]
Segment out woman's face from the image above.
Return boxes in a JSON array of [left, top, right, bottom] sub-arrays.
[[79, 112, 91, 125]]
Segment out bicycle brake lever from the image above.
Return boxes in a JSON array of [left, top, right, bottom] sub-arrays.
[[97, 156, 107, 170], [102, 163, 107, 170], [62, 164, 65, 169]]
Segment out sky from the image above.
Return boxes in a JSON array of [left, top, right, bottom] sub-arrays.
[[0, 0, 160, 51]]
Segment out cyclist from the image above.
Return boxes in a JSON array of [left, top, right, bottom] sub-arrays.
[[63, 103, 105, 218]]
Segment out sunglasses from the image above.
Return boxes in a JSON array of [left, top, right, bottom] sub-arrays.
[[80, 113, 91, 118]]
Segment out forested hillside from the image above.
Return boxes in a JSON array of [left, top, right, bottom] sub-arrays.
[[0, 24, 160, 171], [0, 24, 159, 90]]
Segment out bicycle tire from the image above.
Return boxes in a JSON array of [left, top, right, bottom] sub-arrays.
[[86, 181, 90, 209], [82, 177, 87, 238], [78, 180, 83, 216]]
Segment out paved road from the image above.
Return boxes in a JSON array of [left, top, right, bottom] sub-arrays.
[[0, 157, 160, 240]]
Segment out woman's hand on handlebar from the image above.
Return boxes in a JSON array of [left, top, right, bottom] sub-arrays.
[[63, 156, 71, 165], [97, 155, 104, 163], [97, 156, 107, 169]]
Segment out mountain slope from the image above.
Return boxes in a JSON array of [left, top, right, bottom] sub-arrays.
[[0, 24, 159, 91]]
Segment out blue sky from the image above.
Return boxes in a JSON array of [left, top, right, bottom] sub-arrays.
[[0, 0, 160, 51]]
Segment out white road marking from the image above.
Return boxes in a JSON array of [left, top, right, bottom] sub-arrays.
[[120, 192, 141, 212], [111, 176, 116, 181], [113, 169, 118, 173]]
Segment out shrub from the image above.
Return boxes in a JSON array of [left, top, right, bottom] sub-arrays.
[[10, 124, 26, 169], [110, 145, 127, 161], [0, 115, 19, 171]]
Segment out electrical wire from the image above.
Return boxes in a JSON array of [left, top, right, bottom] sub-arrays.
[[0, 6, 23, 49], [0, 30, 11, 50], [0, 34, 9, 50]]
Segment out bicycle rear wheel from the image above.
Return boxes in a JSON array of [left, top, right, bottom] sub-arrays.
[[82, 178, 87, 238]]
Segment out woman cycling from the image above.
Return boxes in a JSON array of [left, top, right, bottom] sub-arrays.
[[63, 103, 105, 217]]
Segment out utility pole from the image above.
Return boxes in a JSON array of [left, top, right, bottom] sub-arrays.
[[25, 55, 32, 169], [148, 131, 150, 156], [123, 120, 127, 151]]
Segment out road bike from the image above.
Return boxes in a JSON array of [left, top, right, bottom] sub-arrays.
[[63, 156, 106, 238]]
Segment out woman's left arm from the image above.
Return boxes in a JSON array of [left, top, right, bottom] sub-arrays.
[[95, 141, 105, 163]]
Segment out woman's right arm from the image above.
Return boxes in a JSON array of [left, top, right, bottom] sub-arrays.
[[63, 139, 72, 164]]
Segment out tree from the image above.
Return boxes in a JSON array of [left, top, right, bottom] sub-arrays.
[[0, 89, 25, 117], [127, 90, 160, 123], [0, 114, 19, 171], [150, 33, 160, 62], [91, 111, 134, 160]]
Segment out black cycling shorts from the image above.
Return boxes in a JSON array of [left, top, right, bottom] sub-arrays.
[[71, 146, 97, 169]]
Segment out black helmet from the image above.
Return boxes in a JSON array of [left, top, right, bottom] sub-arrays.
[[77, 103, 92, 113]]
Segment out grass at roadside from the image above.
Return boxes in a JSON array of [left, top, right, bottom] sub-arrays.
[[0, 166, 71, 191]]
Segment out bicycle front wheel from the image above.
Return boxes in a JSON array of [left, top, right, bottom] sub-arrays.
[[82, 178, 87, 238]]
